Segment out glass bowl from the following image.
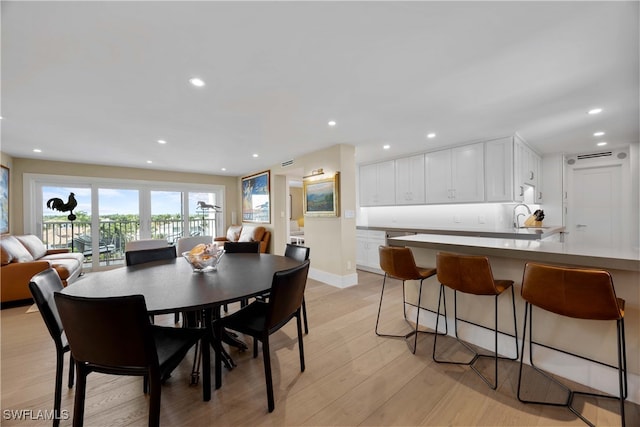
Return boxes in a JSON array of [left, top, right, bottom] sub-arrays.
[[182, 245, 225, 272]]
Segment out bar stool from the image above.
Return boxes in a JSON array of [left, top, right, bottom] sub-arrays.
[[376, 246, 446, 354], [518, 262, 627, 427], [432, 252, 519, 390]]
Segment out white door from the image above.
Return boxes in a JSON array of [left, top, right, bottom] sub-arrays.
[[569, 165, 622, 247]]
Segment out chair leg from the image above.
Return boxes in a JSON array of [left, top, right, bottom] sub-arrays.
[[54, 350, 64, 427], [148, 373, 161, 427], [302, 298, 309, 335], [434, 288, 518, 390], [411, 279, 424, 354], [375, 275, 413, 339], [68, 353, 75, 388], [297, 312, 305, 372], [72, 364, 87, 427], [262, 335, 275, 413], [201, 333, 211, 402]]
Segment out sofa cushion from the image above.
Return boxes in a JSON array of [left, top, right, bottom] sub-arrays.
[[238, 225, 265, 243], [15, 235, 48, 260], [0, 235, 34, 264], [226, 225, 243, 242]]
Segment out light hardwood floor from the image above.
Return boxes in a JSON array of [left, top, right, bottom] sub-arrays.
[[1, 270, 637, 426]]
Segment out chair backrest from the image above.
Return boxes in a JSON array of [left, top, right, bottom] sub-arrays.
[[378, 246, 423, 281], [522, 262, 622, 320], [54, 293, 158, 370], [284, 244, 310, 262], [125, 246, 176, 266], [266, 260, 310, 331], [224, 241, 260, 253], [28, 268, 66, 348], [436, 252, 500, 295], [176, 236, 213, 254], [124, 239, 168, 252]]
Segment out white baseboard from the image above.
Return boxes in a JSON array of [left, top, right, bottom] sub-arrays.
[[309, 267, 358, 289]]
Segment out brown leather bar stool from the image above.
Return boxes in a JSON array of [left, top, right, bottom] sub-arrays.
[[432, 252, 519, 390], [518, 262, 627, 427], [376, 246, 446, 354]]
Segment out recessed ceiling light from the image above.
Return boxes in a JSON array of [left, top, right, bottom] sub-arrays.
[[221, 168, 226, 172], [328, 120, 336, 127], [383, 144, 390, 150], [189, 77, 205, 87], [33, 148, 42, 153], [146, 160, 153, 164], [593, 131, 605, 137], [157, 139, 167, 144], [252, 154, 259, 158], [597, 142, 608, 147], [588, 108, 603, 115], [426, 133, 436, 139]]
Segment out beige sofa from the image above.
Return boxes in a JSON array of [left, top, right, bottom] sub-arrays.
[[1, 235, 84, 304], [214, 225, 271, 253]]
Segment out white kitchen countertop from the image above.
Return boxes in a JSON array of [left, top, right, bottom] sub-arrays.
[[357, 225, 565, 240], [388, 233, 640, 272]]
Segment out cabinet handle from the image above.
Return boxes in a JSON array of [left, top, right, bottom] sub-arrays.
[[538, 192, 542, 200], [529, 171, 534, 180], [519, 186, 524, 197]]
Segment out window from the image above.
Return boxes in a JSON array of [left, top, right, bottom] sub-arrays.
[[26, 174, 225, 270]]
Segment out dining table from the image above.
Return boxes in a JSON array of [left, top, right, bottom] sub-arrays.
[[61, 252, 302, 391]]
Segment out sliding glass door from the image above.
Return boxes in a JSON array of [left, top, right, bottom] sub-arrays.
[[28, 174, 225, 271]]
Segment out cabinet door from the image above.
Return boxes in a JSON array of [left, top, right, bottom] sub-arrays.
[[485, 137, 514, 202], [425, 149, 452, 203], [451, 142, 485, 202], [359, 163, 378, 206], [395, 154, 425, 205], [375, 160, 396, 205]]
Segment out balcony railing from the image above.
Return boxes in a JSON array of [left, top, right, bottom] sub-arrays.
[[41, 218, 217, 267]]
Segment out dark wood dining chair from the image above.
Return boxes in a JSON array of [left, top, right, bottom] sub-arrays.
[[125, 245, 176, 266], [28, 268, 75, 427], [255, 244, 311, 333], [223, 241, 260, 253], [54, 293, 210, 427], [214, 260, 310, 412]]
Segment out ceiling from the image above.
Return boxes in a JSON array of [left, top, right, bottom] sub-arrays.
[[2, 1, 638, 177]]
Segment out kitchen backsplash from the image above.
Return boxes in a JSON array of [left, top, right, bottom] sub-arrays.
[[358, 203, 542, 230]]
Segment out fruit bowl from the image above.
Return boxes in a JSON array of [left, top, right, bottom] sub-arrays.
[[182, 244, 225, 272]]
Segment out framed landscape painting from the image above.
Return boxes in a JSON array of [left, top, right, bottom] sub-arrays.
[[303, 172, 340, 217], [242, 170, 270, 223], [1, 165, 9, 234]]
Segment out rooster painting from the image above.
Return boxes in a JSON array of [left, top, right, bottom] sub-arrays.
[[46, 192, 78, 221]]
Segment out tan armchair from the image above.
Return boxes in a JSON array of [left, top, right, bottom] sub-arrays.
[[215, 225, 270, 253]]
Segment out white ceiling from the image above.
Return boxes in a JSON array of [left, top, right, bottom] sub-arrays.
[[2, 1, 638, 177]]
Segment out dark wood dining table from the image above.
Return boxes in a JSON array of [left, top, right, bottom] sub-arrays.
[[61, 253, 301, 391]]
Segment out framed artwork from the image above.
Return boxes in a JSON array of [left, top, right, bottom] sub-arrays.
[[303, 172, 340, 217], [241, 170, 270, 223], [0, 165, 9, 234]]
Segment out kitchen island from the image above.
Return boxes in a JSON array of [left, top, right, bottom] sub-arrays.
[[358, 225, 566, 240], [387, 233, 639, 403]]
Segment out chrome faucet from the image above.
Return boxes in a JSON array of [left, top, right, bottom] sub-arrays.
[[513, 203, 532, 228]]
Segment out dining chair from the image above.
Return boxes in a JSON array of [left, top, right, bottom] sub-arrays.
[[254, 244, 311, 333], [125, 245, 176, 266], [176, 236, 214, 255], [124, 239, 168, 252], [214, 260, 310, 412], [54, 293, 210, 427], [28, 268, 75, 427], [223, 241, 260, 253]]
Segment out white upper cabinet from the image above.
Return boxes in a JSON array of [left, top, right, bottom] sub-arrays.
[[485, 137, 514, 202], [359, 160, 395, 206], [514, 136, 542, 201], [426, 142, 485, 203], [395, 154, 425, 205]]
